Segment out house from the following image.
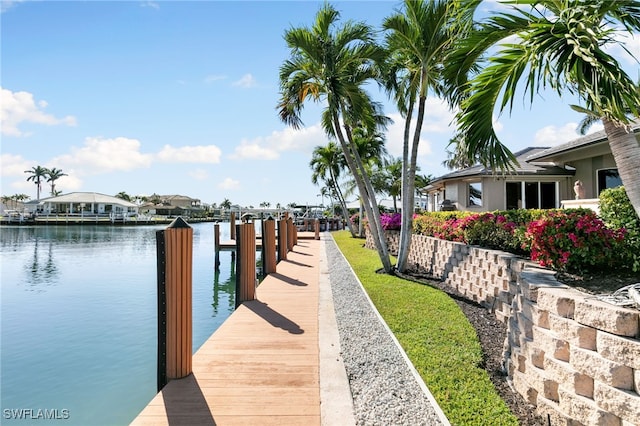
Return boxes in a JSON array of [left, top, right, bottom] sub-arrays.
[[426, 122, 640, 213], [24, 192, 139, 217], [138, 194, 204, 217]]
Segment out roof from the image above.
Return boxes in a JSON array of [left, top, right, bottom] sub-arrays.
[[37, 192, 138, 207], [430, 147, 574, 185], [527, 120, 640, 162]]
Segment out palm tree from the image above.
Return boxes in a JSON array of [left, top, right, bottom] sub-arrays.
[[115, 191, 132, 202], [24, 165, 49, 201], [46, 168, 67, 196], [220, 198, 232, 210], [278, 3, 393, 272], [382, 0, 475, 272], [451, 0, 640, 218], [309, 142, 355, 236]]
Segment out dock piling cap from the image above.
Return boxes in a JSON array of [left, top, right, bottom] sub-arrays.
[[167, 216, 191, 229]]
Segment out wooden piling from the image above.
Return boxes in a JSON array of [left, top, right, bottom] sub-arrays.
[[156, 217, 193, 391], [214, 222, 220, 271], [277, 218, 287, 262], [230, 212, 236, 241], [314, 218, 320, 240], [262, 217, 277, 276], [235, 222, 256, 307], [287, 218, 294, 251]]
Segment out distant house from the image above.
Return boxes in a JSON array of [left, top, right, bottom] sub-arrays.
[[25, 192, 138, 217], [139, 194, 204, 217], [426, 122, 639, 213]]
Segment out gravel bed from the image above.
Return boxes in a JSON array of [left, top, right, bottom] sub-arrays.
[[324, 236, 446, 426]]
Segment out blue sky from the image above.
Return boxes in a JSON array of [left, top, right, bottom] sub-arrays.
[[2, 1, 638, 208]]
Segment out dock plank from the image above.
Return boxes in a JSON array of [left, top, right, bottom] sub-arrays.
[[131, 238, 321, 425]]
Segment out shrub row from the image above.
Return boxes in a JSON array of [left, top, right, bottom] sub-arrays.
[[380, 195, 638, 273]]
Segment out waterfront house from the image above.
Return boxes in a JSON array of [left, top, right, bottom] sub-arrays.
[[138, 194, 204, 217], [25, 192, 138, 218], [426, 123, 640, 213]]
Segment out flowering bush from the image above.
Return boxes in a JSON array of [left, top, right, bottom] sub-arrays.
[[599, 186, 640, 272], [410, 208, 631, 273], [523, 210, 626, 272], [380, 212, 402, 230], [350, 213, 359, 227]]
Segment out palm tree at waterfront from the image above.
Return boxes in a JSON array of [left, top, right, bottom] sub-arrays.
[[278, 3, 393, 272], [46, 168, 67, 196], [451, 0, 640, 218], [310, 141, 356, 237], [24, 165, 49, 201], [382, 0, 475, 272]]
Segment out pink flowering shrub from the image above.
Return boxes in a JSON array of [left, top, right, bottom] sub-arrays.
[[350, 213, 359, 227], [380, 212, 402, 230], [523, 210, 626, 272]]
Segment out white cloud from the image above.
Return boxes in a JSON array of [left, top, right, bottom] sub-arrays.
[[218, 177, 240, 190], [532, 122, 595, 146], [608, 31, 640, 66], [189, 169, 209, 180], [231, 140, 280, 160], [1, 153, 31, 177], [384, 98, 458, 158], [232, 74, 257, 88], [1, 0, 25, 13], [140, 1, 159, 10], [231, 124, 326, 160], [1, 87, 77, 136], [204, 74, 226, 84], [156, 144, 222, 163], [51, 136, 152, 175]]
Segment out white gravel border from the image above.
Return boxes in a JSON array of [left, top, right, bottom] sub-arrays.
[[322, 233, 450, 426]]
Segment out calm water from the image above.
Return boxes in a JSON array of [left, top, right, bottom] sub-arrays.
[[0, 222, 237, 425]]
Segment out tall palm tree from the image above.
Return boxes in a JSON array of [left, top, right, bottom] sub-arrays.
[[382, 0, 475, 272], [46, 168, 67, 196], [278, 3, 393, 272], [451, 0, 640, 218], [24, 165, 49, 201], [309, 141, 355, 236]]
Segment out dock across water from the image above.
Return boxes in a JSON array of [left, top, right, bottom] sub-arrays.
[[131, 233, 355, 425]]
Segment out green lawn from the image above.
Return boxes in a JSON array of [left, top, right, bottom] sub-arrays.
[[332, 231, 518, 425]]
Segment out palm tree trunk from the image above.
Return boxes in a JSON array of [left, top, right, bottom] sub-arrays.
[[331, 111, 393, 273], [330, 174, 356, 237], [603, 118, 640, 219], [398, 87, 426, 273]]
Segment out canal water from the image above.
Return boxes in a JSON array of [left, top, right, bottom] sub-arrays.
[[0, 222, 237, 425]]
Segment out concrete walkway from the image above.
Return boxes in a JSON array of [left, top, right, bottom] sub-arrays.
[[131, 234, 355, 425]]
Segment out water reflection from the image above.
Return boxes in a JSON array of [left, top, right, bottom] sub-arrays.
[[23, 238, 59, 291], [212, 254, 236, 315]]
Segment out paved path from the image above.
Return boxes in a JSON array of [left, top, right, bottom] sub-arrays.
[[131, 234, 354, 425]]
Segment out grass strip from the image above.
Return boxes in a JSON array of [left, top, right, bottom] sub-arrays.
[[332, 231, 517, 425]]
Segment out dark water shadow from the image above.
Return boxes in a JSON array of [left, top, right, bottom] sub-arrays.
[[243, 299, 304, 334], [162, 374, 216, 425], [269, 272, 308, 287]]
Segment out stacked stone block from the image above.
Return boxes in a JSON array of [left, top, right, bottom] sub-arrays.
[[365, 231, 640, 424]]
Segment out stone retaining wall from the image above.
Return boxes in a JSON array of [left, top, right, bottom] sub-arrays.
[[366, 231, 640, 425]]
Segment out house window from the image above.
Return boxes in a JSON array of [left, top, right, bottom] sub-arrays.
[[506, 181, 558, 210], [468, 182, 482, 207], [597, 168, 621, 194]]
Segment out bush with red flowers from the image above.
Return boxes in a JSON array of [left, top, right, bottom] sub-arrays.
[[523, 210, 626, 272]]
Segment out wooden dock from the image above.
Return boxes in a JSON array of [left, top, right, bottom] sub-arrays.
[[131, 235, 331, 425], [216, 231, 318, 250]]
